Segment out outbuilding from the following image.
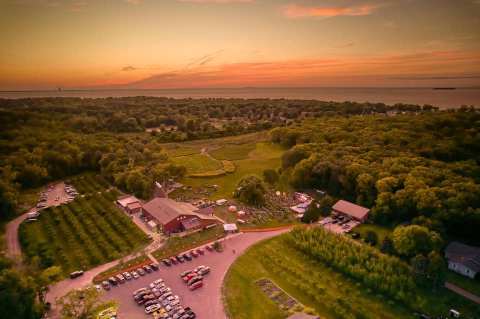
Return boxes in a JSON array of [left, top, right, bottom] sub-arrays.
[[445, 241, 480, 279], [331, 200, 369, 222]]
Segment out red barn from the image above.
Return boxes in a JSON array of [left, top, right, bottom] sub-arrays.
[[142, 198, 219, 234], [332, 200, 370, 222]]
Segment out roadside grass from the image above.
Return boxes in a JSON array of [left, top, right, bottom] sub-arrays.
[[445, 271, 480, 296], [354, 223, 393, 248], [152, 226, 225, 261], [224, 235, 413, 319], [18, 190, 150, 276]]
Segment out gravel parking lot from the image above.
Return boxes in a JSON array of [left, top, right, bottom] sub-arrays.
[[319, 217, 360, 234], [101, 230, 289, 319]]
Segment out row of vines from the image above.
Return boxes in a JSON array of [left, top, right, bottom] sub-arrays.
[[19, 190, 149, 275]]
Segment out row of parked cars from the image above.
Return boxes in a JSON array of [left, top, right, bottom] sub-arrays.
[[161, 244, 218, 267], [179, 265, 210, 291], [101, 263, 160, 290], [133, 278, 196, 318]]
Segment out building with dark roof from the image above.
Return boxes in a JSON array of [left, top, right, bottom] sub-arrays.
[[142, 197, 219, 234], [445, 241, 480, 279], [332, 200, 369, 222], [116, 195, 142, 214]]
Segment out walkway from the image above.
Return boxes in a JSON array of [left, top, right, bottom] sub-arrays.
[[445, 282, 480, 305]]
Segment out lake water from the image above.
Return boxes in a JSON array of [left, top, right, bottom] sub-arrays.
[[1, 87, 479, 109]]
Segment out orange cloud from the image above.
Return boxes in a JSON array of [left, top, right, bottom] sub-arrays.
[[177, 0, 254, 3], [283, 3, 378, 18]]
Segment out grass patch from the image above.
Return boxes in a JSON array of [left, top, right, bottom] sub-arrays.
[[152, 226, 225, 260], [19, 190, 150, 276], [210, 143, 256, 160], [181, 142, 285, 199], [171, 153, 223, 175]]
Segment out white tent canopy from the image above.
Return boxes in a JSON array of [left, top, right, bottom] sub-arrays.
[[223, 223, 238, 232]]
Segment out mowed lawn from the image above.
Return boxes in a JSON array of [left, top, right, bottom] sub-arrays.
[[19, 190, 150, 276], [224, 235, 415, 319], [183, 142, 285, 199], [171, 153, 223, 175]]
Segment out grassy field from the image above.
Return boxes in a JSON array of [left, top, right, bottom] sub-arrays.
[[68, 173, 112, 194], [172, 153, 223, 175], [224, 235, 412, 319], [19, 189, 150, 276], [152, 226, 225, 260], [182, 142, 285, 199], [210, 143, 256, 160], [224, 235, 480, 319]]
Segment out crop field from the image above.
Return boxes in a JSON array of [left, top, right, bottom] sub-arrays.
[[19, 190, 150, 275], [68, 173, 111, 194], [224, 235, 480, 319]]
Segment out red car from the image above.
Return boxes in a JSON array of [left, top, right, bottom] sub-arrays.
[[196, 248, 204, 255], [190, 250, 199, 258], [206, 245, 213, 252], [183, 272, 197, 283], [189, 280, 203, 291], [170, 257, 178, 265]]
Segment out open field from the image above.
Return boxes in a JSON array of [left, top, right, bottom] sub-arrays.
[[19, 190, 150, 276], [224, 234, 480, 319]]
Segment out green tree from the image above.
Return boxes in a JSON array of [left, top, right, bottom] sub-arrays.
[[365, 230, 378, 246], [234, 176, 266, 207], [263, 169, 279, 185], [301, 201, 322, 223], [380, 236, 395, 255], [426, 251, 446, 290], [392, 225, 442, 257], [0, 269, 42, 319], [57, 286, 115, 319]]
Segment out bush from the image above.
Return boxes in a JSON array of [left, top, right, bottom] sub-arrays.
[[234, 176, 266, 207]]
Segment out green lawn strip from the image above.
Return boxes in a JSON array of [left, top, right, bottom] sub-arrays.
[[171, 153, 223, 175], [152, 226, 225, 261], [445, 272, 480, 298], [93, 254, 152, 283], [224, 236, 412, 319]]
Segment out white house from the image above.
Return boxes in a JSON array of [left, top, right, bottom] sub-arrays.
[[445, 241, 480, 279]]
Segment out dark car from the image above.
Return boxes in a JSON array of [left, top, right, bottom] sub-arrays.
[[69, 270, 84, 279], [144, 300, 158, 307], [108, 277, 118, 285], [196, 248, 204, 255], [206, 245, 213, 252], [176, 255, 185, 263], [150, 263, 159, 271], [162, 259, 172, 266], [144, 265, 153, 273], [183, 253, 192, 261]]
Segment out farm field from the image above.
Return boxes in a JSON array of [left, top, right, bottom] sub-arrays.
[[224, 234, 480, 319], [354, 223, 393, 248], [67, 173, 112, 194], [19, 189, 150, 276]]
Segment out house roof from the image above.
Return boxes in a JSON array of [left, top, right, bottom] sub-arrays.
[[181, 217, 201, 230], [142, 197, 217, 225], [332, 200, 369, 220], [127, 202, 142, 210], [445, 241, 480, 273], [117, 195, 140, 208]]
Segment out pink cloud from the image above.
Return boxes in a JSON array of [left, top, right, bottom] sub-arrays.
[[177, 0, 254, 3], [283, 3, 378, 19]]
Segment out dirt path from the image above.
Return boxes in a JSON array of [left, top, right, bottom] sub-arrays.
[[5, 212, 29, 261], [445, 282, 480, 304]]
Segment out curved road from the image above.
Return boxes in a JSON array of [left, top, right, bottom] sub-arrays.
[[5, 212, 29, 261], [46, 229, 290, 319]]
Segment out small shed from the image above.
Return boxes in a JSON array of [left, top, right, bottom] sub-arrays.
[[147, 220, 158, 232], [223, 223, 238, 233]]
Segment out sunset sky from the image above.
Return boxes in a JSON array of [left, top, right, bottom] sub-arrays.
[[1, 0, 480, 90]]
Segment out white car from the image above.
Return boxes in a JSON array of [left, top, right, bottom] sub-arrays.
[[132, 271, 139, 279], [145, 304, 161, 314]]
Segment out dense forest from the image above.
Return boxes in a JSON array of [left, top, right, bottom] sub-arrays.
[[0, 96, 438, 221], [271, 111, 480, 244]]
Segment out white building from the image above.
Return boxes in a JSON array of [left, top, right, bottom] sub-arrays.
[[445, 241, 480, 279]]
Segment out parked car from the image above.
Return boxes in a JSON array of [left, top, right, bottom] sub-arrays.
[[150, 263, 159, 270], [197, 266, 210, 276], [176, 255, 185, 263], [137, 268, 146, 276], [170, 257, 178, 265], [144, 265, 153, 273], [183, 273, 197, 283], [123, 272, 133, 280], [153, 279, 164, 285], [180, 270, 193, 278], [196, 248, 204, 255], [144, 300, 159, 307], [189, 280, 203, 290], [190, 250, 199, 258], [206, 245, 214, 251], [69, 270, 84, 279], [187, 276, 202, 286], [133, 287, 148, 296], [101, 281, 111, 290], [183, 253, 192, 261], [116, 274, 125, 283], [108, 277, 118, 285], [162, 259, 172, 266], [132, 271, 140, 279], [145, 304, 161, 314]]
